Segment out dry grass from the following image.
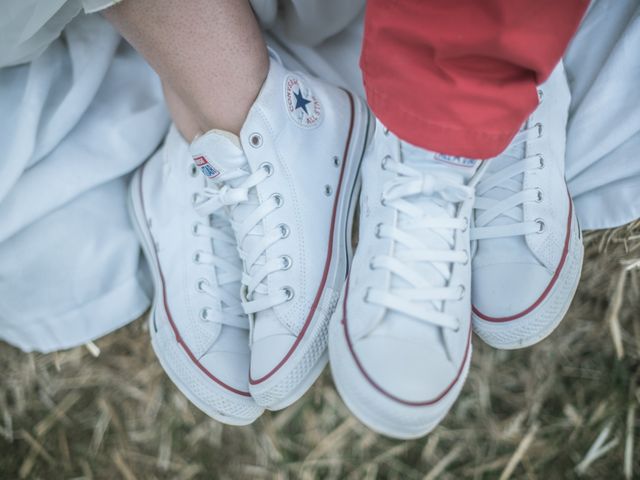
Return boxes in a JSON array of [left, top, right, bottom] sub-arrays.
[[1, 221, 639, 479]]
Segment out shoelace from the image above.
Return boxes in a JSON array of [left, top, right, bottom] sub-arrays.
[[471, 124, 545, 241], [366, 157, 474, 331], [190, 208, 248, 329], [193, 163, 291, 315]]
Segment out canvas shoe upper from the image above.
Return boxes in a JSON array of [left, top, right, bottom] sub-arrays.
[[329, 120, 485, 439], [189, 57, 372, 409], [128, 126, 263, 425], [471, 61, 584, 349]]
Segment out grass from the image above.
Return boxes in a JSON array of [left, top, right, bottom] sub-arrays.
[[1, 220, 639, 479]]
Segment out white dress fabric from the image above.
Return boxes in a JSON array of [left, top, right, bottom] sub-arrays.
[[0, 0, 637, 352], [0, 14, 169, 352]]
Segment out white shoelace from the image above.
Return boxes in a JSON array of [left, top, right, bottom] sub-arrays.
[[366, 157, 474, 331], [471, 124, 545, 241], [193, 164, 291, 315], [190, 209, 248, 329]]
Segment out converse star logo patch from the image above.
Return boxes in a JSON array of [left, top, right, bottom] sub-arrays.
[[193, 155, 221, 179], [433, 153, 478, 168], [285, 75, 322, 129]]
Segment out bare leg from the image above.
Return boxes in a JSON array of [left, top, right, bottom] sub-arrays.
[[103, 0, 269, 140]]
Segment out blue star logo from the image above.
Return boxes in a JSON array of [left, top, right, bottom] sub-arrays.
[[294, 89, 311, 115]]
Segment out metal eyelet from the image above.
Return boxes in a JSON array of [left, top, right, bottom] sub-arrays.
[[375, 223, 383, 239], [199, 307, 213, 322], [280, 255, 292, 270], [259, 162, 274, 177], [277, 223, 290, 239], [369, 258, 376, 271], [537, 89, 544, 103], [271, 193, 284, 208], [192, 251, 202, 263], [538, 155, 545, 169], [535, 218, 545, 233], [535, 123, 543, 138], [536, 188, 544, 203], [196, 278, 209, 292], [457, 285, 466, 300], [282, 286, 295, 301], [462, 250, 470, 266], [249, 133, 263, 148], [380, 197, 387, 207], [324, 185, 333, 197], [190, 163, 198, 177], [333, 156, 340, 167], [192, 223, 200, 236], [462, 217, 469, 232], [381, 155, 392, 170]]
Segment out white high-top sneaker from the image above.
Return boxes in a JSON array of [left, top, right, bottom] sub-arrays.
[[129, 126, 263, 425], [189, 58, 373, 409], [329, 120, 485, 439], [471, 62, 583, 349]]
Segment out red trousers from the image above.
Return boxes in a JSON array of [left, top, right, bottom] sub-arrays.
[[361, 0, 589, 159]]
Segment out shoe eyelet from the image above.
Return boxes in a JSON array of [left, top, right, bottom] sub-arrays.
[[454, 320, 461, 332], [333, 156, 340, 167], [249, 133, 263, 148], [457, 285, 466, 300], [282, 286, 295, 301], [189, 163, 198, 177], [192, 251, 202, 263], [383, 127, 390, 136], [536, 188, 544, 203], [535, 218, 545, 233], [369, 258, 376, 271], [462, 217, 469, 232], [192, 223, 200, 236], [260, 162, 273, 177], [380, 197, 387, 207], [537, 89, 544, 103], [199, 307, 214, 322], [277, 223, 290, 239], [196, 278, 209, 292], [280, 255, 292, 270], [191, 193, 200, 205], [271, 193, 284, 208], [538, 155, 545, 169], [324, 185, 333, 197], [462, 250, 470, 265], [381, 155, 392, 170], [535, 122, 543, 138], [375, 223, 383, 239]]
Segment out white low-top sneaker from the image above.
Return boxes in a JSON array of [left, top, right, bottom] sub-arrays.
[[329, 120, 485, 439], [129, 126, 263, 425], [189, 58, 372, 409], [471, 62, 584, 350]]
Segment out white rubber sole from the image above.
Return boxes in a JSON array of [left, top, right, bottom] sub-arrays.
[[472, 206, 584, 350], [329, 298, 472, 439], [250, 93, 374, 411], [128, 166, 263, 425]]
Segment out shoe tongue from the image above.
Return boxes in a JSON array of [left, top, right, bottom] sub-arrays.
[[190, 129, 247, 183], [401, 141, 481, 180], [382, 142, 478, 341]]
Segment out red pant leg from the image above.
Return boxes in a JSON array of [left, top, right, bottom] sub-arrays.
[[361, 0, 589, 159]]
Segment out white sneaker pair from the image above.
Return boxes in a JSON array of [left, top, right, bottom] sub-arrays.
[[329, 61, 583, 439], [130, 57, 582, 436], [129, 57, 372, 424]]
